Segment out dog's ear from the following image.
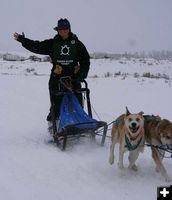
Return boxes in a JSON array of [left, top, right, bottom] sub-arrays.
[[139, 111, 144, 116], [126, 106, 130, 116]]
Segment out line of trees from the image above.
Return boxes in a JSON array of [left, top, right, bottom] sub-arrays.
[[90, 50, 172, 60], [1, 50, 172, 61]]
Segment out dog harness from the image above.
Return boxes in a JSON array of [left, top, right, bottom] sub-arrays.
[[125, 129, 143, 151]]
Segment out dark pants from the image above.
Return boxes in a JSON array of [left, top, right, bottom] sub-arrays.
[[47, 74, 83, 121]]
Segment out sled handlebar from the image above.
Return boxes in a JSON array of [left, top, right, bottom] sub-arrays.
[[49, 76, 89, 95]]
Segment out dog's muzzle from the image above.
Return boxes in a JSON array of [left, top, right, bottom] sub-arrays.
[[129, 122, 139, 133]]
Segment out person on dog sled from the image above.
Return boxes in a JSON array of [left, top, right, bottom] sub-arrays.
[[14, 18, 90, 130]]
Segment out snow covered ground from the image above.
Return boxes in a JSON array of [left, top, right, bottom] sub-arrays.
[[0, 55, 172, 200]]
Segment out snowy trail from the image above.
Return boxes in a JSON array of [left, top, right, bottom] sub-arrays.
[[0, 60, 172, 200]]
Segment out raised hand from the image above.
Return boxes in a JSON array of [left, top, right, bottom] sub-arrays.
[[13, 32, 25, 41]]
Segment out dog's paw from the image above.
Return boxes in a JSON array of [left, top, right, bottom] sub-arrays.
[[128, 164, 138, 171], [155, 166, 160, 173], [109, 155, 114, 165], [118, 162, 124, 169]]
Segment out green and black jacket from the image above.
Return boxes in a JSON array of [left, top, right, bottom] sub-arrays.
[[18, 33, 90, 83]]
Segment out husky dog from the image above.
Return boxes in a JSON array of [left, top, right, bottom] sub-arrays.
[[144, 115, 172, 181], [109, 107, 145, 171]]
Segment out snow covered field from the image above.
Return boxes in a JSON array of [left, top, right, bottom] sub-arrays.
[[0, 55, 172, 200]]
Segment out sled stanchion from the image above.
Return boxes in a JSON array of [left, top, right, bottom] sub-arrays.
[[49, 90, 57, 135], [61, 128, 68, 151], [83, 80, 92, 117], [62, 135, 67, 151], [101, 123, 108, 146]]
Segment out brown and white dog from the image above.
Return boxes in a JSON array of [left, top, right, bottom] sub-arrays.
[[144, 115, 172, 181], [109, 108, 145, 171]]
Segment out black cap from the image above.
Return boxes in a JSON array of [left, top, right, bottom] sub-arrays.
[[54, 18, 71, 31]]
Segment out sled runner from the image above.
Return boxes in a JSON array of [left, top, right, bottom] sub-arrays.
[[49, 77, 108, 150]]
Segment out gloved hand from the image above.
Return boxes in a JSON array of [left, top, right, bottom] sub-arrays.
[[73, 70, 87, 82], [13, 32, 25, 42], [74, 65, 80, 74], [53, 65, 63, 75]]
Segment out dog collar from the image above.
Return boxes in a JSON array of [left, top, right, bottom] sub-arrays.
[[126, 129, 143, 141]]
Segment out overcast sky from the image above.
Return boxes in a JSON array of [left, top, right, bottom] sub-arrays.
[[1, 0, 172, 53]]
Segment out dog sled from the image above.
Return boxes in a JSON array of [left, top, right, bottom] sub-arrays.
[[49, 77, 108, 150]]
